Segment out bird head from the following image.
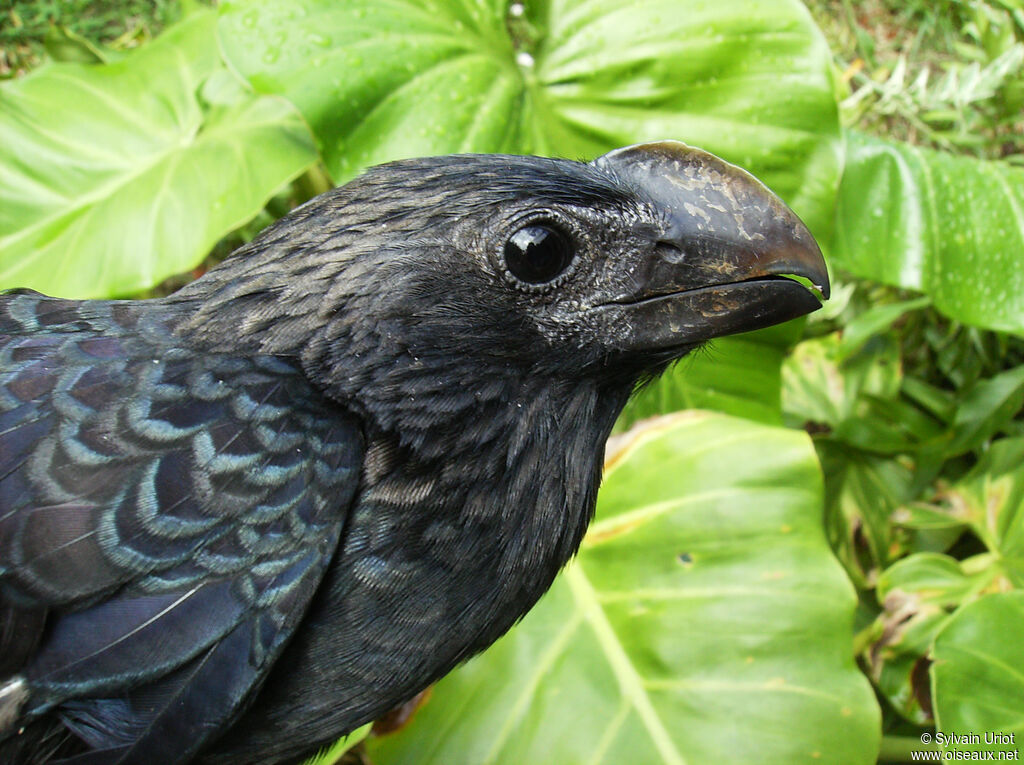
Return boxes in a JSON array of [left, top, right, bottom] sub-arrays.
[[179, 141, 828, 402]]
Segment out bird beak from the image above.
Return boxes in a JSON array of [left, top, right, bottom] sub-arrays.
[[591, 141, 829, 351]]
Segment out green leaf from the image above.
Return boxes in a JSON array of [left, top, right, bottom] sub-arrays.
[[868, 553, 1001, 726], [43, 26, 114, 64], [218, 0, 841, 236], [368, 412, 880, 765], [900, 377, 958, 427], [836, 296, 931, 362], [948, 365, 1024, 454], [302, 723, 372, 765], [831, 130, 1024, 335], [878, 553, 993, 610], [943, 437, 1024, 587], [818, 444, 915, 584], [893, 502, 968, 534], [782, 331, 902, 434], [932, 592, 1024, 753], [0, 11, 317, 298]]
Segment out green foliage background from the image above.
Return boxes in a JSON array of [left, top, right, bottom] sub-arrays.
[[1, 0, 1023, 763]]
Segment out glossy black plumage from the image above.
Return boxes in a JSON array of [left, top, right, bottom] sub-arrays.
[[0, 143, 828, 764]]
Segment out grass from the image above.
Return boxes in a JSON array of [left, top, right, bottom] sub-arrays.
[[806, 0, 1024, 160], [1, 0, 181, 77]]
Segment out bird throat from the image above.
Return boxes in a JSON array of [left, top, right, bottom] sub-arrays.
[[342, 366, 631, 636]]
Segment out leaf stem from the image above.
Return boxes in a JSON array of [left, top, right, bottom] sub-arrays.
[[878, 735, 939, 762], [294, 163, 333, 203], [852, 621, 882, 657]]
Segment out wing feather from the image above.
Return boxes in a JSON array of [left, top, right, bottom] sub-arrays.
[[0, 295, 365, 760]]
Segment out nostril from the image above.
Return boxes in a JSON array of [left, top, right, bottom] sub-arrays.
[[655, 240, 686, 264]]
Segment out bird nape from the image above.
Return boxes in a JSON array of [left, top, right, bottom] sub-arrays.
[[0, 141, 828, 764]]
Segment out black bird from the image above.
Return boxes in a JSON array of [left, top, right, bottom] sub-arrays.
[[0, 141, 828, 764]]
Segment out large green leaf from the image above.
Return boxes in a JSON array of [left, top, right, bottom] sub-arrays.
[[831, 130, 1024, 335], [367, 412, 879, 765], [0, 10, 317, 298], [218, 0, 841, 237], [932, 592, 1024, 755]]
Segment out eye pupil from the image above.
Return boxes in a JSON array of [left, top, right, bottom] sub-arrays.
[[504, 225, 573, 284]]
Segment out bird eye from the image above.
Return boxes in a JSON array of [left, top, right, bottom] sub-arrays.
[[503, 224, 574, 285]]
